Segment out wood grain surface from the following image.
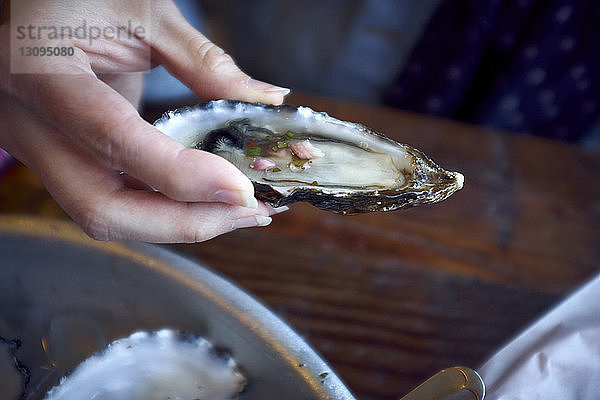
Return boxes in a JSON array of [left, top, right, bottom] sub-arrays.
[[1, 94, 599, 399]]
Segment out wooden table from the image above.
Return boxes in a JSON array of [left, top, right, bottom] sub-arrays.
[[1, 94, 599, 399]]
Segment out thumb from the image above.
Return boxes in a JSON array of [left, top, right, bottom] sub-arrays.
[[146, 1, 289, 104]]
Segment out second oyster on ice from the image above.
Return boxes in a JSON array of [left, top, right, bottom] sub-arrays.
[[44, 330, 245, 400]]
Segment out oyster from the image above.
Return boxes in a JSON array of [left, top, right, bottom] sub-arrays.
[[44, 330, 245, 400], [154, 100, 463, 214]]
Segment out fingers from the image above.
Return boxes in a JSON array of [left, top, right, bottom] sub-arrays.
[[9, 66, 257, 206], [98, 72, 144, 109], [70, 188, 277, 243], [147, 1, 289, 105], [0, 98, 287, 242], [2, 1, 292, 213]]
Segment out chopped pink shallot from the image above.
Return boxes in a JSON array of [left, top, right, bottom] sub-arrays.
[[289, 140, 324, 159], [251, 158, 277, 170]]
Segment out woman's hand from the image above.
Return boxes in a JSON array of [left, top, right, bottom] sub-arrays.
[[0, 0, 290, 242]]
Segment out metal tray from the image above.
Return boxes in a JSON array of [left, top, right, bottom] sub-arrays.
[[0, 216, 355, 399]]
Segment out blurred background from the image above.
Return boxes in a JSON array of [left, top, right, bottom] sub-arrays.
[[144, 0, 600, 148], [1, 2, 599, 399]]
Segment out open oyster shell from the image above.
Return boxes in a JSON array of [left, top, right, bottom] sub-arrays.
[[44, 330, 245, 400], [154, 100, 464, 214]]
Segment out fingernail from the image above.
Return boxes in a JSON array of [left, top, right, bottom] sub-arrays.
[[264, 86, 291, 96], [247, 78, 290, 96], [265, 204, 289, 215], [211, 189, 258, 209], [232, 215, 272, 230]]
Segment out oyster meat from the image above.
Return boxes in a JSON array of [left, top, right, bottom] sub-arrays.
[[154, 100, 463, 214]]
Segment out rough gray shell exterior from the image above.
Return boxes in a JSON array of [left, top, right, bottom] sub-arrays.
[[154, 100, 464, 214]]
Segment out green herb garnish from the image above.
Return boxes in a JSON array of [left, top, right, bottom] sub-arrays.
[[276, 141, 288, 148], [311, 181, 319, 186], [290, 155, 309, 168], [271, 167, 281, 172], [246, 146, 262, 157], [285, 131, 294, 140]]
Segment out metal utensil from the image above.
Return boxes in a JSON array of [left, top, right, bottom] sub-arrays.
[[400, 366, 485, 400]]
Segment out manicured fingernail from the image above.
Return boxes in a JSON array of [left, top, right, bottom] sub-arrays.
[[265, 204, 289, 215], [232, 215, 272, 230], [264, 86, 291, 96], [247, 79, 290, 95], [211, 189, 258, 209]]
